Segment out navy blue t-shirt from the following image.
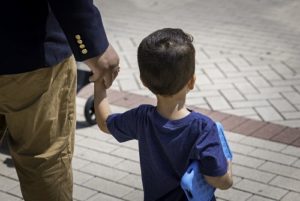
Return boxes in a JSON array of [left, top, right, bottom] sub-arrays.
[[107, 105, 228, 201]]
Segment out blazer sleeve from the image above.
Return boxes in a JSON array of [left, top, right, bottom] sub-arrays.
[[48, 0, 109, 61]]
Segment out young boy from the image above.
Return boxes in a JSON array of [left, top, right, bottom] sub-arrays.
[[94, 28, 233, 201]]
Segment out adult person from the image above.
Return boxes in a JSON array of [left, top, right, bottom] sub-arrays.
[[0, 1, 119, 200]]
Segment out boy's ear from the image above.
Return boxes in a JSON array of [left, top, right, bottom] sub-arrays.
[[187, 74, 196, 90]]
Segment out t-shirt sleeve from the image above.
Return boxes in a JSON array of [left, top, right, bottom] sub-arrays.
[[106, 107, 141, 142], [191, 120, 228, 177]]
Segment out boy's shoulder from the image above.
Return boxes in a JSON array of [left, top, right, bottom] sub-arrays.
[[189, 109, 215, 125]]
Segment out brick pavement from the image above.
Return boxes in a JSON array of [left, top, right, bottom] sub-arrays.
[[1, 97, 300, 201], [1, 0, 300, 200], [96, 0, 300, 128]]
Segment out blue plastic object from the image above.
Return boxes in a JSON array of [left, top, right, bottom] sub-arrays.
[[180, 122, 232, 201]]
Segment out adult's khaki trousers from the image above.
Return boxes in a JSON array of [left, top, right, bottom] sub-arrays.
[[0, 56, 76, 201]]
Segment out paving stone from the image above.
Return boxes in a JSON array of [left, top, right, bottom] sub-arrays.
[[123, 189, 144, 201], [83, 177, 133, 198], [115, 160, 141, 175], [0, 192, 22, 201], [281, 191, 300, 201], [270, 176, 300, 192], [74, 146, 124, 167], [282, 111, 300, 120], [86, 193, 123, 201], [246, 195, 276, 201], [234, 179, 287, 200], [259, 70, 283, 81], [239, 136, 287, 151], [291, 158, 300, 167], [233, 153, 265, 168], [282, 92, 300, 106], [255, 106, 283, 121], [230, 141, 256, 155], [226, 132, 246, 143], [7, 186, 22, 200], [269, 99, 296, 112], [274, 120, 300, 128], [259, 161, 300, 181], [215, 188, 252, 201], [80, 163, 129, 182], [118, 174, 143, 189], [72, 157, 91, 170], [204, 68, 225, 79], [119, 79, 140, 91], [76, 138, 119, 153], [231, 100, 270, 109], [248, 149, 297, 165], [244, 92, 282, 100], [248, 76, 271, 88], [221, 108, 256, 117], [73, 170, 94, 185], [0, 175, 19, 191], [233, 165, 275, 183], [111, 147, 140, 162], [234, 82, 258, 94], [73, 185, 97, 201], [206, 96, 232, 110]]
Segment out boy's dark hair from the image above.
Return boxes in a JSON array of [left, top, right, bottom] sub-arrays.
[[138, 28, 195, 96]]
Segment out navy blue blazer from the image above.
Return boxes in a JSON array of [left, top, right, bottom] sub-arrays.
[[0, 0, 109, 75]]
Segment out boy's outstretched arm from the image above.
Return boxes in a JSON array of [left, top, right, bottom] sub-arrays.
[[94, 80, 112, 134], [204, 160, 233, 190]]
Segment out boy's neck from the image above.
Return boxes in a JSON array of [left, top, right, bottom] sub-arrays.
[[156, 90, 190, 120]]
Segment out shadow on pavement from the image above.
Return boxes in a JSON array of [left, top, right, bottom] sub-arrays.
[[0, 137, 15, 168]]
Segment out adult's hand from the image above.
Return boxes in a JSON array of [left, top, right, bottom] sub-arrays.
[[84, 44, 120, 88]]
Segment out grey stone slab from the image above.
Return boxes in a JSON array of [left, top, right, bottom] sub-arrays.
[[239, 136, 287, 152], [72, 157, 91, 170], [205, 96, 232, 110], [80, 163, 129, 182], [281, 146, 300, 157], [86, 193, 123, 201], [270, 176, 300, 192], [83, 177, 133, 198], [248, 149, 297, 165], [233, 153, 265, 168], [74, 146, 124, 167], [0, 176, 19, 191], [7, 186, 22, 198], [269, 99, 296, 112], [254, 106, 283, 121], [73, 185, 97, 201], [76, 138, 119, 153], [235, 179, 287, 200], [229, 141, 256, 155], [246, 195, 275, 201], [281, 191, 300, 201], [0, 192, 22, 201], [111, 147, 140, 162], [233, 165, 275, 183], [73, 170, 94, 185], [215, 188, 252, 201], [118, 174, 143, 189], [123, 189, 144, 201], [259, 161, 300, 181], [115, 160, 141, 175]]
